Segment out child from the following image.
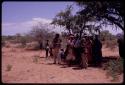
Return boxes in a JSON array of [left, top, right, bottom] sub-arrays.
[[45, 40, 49, 59], [57, 49, 65, 64]]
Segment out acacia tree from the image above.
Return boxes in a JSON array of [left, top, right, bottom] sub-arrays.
[[51, 5, 73, 34], [51, 5, 101, 38], [76, 1, 124, 31]]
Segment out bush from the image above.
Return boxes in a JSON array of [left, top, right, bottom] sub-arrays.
[[25, 42, 40, 50], [32, 55, 40, 63], [6, 64, 12, 71], [20, 37, 27, 47], [105, 40, 117, 50], [102, 57, 123, 81]]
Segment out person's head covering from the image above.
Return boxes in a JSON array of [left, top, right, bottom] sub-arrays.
[[55, 33, 59, 38], [95, 34, 99, 39], [69, 34, 74, 38], [75, 34, 79, 39], [116, 33, 123, 39]]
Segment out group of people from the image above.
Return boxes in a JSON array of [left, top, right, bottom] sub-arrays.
[[44, 33, 103, 69]]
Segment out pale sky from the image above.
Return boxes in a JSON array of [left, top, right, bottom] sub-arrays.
[[2, 1, 123, 35]]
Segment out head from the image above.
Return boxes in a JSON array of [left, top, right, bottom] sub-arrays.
[[46, 40, 49, 42], [61, 49, 64, 51], [75, 34, 79, 39], [95, 35, 99, 40], [55, 33, 60, 38]]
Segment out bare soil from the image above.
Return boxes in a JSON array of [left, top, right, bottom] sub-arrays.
[[2, 44, 123, 83]]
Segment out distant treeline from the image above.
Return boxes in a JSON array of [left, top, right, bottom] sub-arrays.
[[2, 29, 121, 50]]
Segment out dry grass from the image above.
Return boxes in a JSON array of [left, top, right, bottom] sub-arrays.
[[6, 64, 12, 71], [32, 55, 40, 63]]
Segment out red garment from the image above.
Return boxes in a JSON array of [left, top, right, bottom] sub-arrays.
[[85, 40, 93, 64]]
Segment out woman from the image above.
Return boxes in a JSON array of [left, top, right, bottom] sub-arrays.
[[65, 34, 75, 66], [85, 36, 93, 65], [52, 34, 62, 64]]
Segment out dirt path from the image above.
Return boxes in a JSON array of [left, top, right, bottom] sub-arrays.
[[2, 47, 123, 83]]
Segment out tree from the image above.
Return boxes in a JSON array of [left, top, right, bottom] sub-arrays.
[[51, 5, 73, 34], [51, 5, 101, 38], [76, 1, 124, 31], [29, 22, 56, 49], [30, 25, 48, 44]]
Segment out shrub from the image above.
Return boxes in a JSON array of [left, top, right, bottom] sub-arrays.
[[105, 40, 117, 48], [20, 37, 27, 47], [25, 42, 40, 50], [32, 55, 40, 63], [5, 44, 10, 48], [102, 57, 123, 81], [6, 64, 12, 71]]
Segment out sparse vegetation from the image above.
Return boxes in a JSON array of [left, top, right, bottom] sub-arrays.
[[10, 48, 16, 52], [25, 42, 40, 50], [6, 64, 12, 71], [102, 57, 123, 81], [99, 30, 118, 50], [32, 55, 40, 63]]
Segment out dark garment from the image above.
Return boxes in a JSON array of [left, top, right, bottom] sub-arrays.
[[46, 49, 49, 58], [39, 42, 43, 49], [118, 38, 124, 58], [92, 39, 102, 66], [61, 52, 65, 59], [52, 38, 61, 48], [49, 48, 53, 56], [45, 42, 49, 58], [74, 47, 83, 65]]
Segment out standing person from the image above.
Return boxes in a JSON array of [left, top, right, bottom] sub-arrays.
[[45, 40, 49, 59], [57, 49, 65, 64], [49, 42, 53, 58], [85, 36, 93, 65], [39, 41, 43, 50], [52, 34, 62, 64], [92, 35, 102, 67], [80, 37, 88, 68], [117, 34, 124, 58], [73, 34, 82, 67], [66, 34, 75, 67]]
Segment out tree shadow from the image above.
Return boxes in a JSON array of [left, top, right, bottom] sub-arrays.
[[72, 67, 84, 70], [60, 65, 69, 68], [46, 62, 54, 65], [39, 56, 45, 58]]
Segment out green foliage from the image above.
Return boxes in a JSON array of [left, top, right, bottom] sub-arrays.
[[102, 57, 123, 81]]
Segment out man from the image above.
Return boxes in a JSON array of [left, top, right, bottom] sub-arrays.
[[52, 34, 62, 64], [45, 40, 49, 59]]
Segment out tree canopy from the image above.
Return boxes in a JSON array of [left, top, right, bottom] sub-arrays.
[[51, 1, 124, 37], [76, 1, 124, 31]]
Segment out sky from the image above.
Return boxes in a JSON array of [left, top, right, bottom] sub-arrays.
[[2, 1, 123, 35]]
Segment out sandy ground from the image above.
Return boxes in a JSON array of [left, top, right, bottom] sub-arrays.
[[2, 44, 123, 83]]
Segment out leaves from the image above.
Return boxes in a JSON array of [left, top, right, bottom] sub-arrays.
[[76, 1, 124, 31]]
